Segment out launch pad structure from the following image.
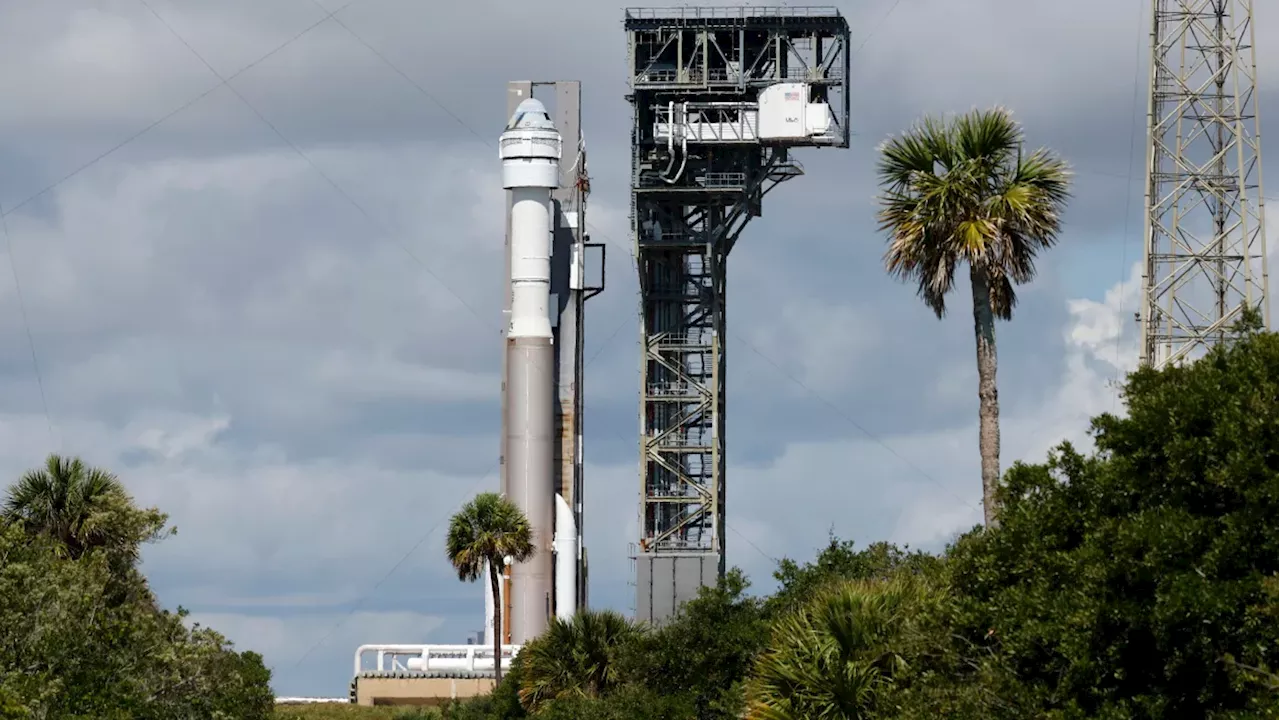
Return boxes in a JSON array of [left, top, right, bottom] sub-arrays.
[[1139, 0, 1271, 367], [625, 6, 850, 623]]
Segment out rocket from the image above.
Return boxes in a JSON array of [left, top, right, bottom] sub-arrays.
[[485, 97, 579, 646]]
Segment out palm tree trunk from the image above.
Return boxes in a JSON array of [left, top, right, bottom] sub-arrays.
[[489, 561, 504, 684], [969, 265, 1002, 528]]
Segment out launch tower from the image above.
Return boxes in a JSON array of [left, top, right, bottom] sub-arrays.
[[625, 6, 850, 623], [1139, 0, 1271, 367]]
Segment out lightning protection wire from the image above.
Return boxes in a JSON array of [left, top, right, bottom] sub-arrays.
[[1110, 0, 1151, 408], [289, 466, 499, 668], [0, 204, 57, 448], [135, 0, 635, 392], [851, 0, 905, 56], [17, 0, 1059, 617], [128, 5, 644, 667], [1, 0, 363, 221], [201, 2, 983, 540], [315, 0, 980, 537], [311, 2, 642, 267]]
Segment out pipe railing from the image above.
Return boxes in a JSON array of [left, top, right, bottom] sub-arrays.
[[353, 644, 523, 678]]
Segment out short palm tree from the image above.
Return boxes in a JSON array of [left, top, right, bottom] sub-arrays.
[[446, 492, 535, 683], [517, 609, 637, 713], [2, 454, 158, 562], [875, 107, 1072, 527], [745, 577, 929, 720]]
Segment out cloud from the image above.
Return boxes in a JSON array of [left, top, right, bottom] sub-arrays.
[[0, 0, 1275, 699]]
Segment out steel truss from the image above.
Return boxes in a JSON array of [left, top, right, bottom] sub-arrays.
[[1140, 0, 1271, 368]]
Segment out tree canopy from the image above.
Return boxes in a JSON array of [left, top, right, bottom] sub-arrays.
[[432, 328, 1277, 720], [0, 456, 274, 718]]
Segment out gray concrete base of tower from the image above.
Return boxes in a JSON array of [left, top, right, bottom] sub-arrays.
[[634, 553, 720, 625]]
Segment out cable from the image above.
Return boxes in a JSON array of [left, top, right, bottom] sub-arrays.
[[124, 2, 644, 669], [0, 1, 365, 220], [323, 12, 488, 147], [313, 7, 635, 261], [1109, 0, 1149, 408], [727, 523, 779, 565], [289, 467, 497, 668], [737, 335, 981, 514], [19, 0, 1015, 604], [306, 4, 646, 356], [135, 0, 498, 332], [0, 205, 57, 448], [850, 0, 905, 57]]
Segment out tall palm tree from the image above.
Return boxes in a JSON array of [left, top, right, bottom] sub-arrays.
[[2, 454, 155, 561], [446, 492, 535, 683], [517, 609, 637, 713], [875, 107, 1072, 527], [744, 577, 930, 720]]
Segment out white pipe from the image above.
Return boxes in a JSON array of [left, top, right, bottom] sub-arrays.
[[553, 493, 578, 620], [353, 644, 523, 677]]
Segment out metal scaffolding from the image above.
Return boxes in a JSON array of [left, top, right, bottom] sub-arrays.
[[625, 6, 849, 623], [1140, 0, 1271, 368]]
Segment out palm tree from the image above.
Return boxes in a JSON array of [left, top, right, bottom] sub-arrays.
[[2, 454, 164, 562], [875, 107, 1072, 527], [744, 576, 930, 720], [517, 609, 637, 713], [446, 492, 535, 683]]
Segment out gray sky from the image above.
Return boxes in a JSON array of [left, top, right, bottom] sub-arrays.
[[0, 0, 1276, 697]]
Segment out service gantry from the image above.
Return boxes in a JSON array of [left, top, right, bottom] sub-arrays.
[[1140, 0, 1271, 367], [624, 6, 850, 623]]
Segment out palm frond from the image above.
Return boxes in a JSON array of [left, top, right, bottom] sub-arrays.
[[745, 576, 937, 720], [517, 609, 637, 713], [874, 107, 1073, 321], [952, 107, 1020, 172], [875, 114, 953, 189], [2, 454, 142, 560], [445, 492, 534, 584]]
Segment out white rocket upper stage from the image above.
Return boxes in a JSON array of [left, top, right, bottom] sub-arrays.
[[500, 98, 562, 342]]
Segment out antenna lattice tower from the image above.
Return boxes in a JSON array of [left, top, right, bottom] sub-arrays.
[[625, 6, 849, 623], [1140, 0, 1271, 367]]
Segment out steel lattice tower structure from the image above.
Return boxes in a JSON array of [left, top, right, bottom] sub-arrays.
[[1140, 0, 1271, 368], [625, 6, 849, 623]]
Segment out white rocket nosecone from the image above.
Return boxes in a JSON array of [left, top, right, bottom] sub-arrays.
[[500, 97, 561, 643]]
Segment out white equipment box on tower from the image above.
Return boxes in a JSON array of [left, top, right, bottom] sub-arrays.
[[757, 82, 834, 141]]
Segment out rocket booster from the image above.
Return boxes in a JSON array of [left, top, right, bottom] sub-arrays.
[[499, 98, 560, 643]]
